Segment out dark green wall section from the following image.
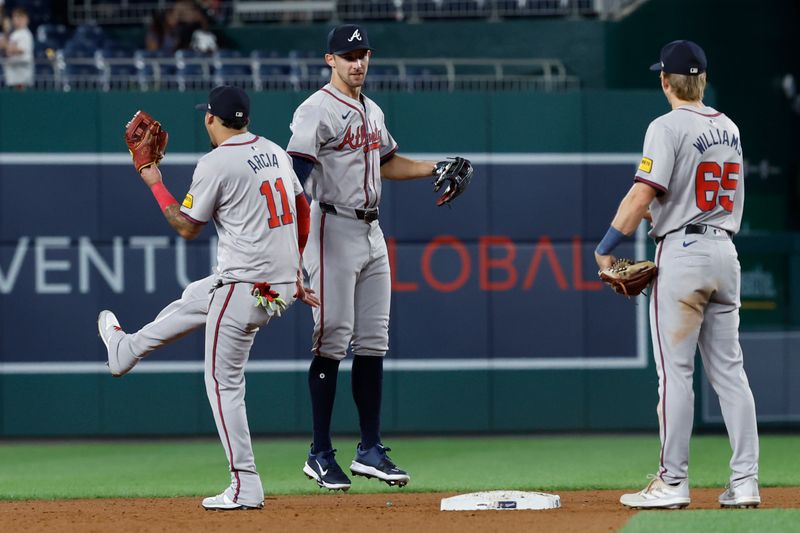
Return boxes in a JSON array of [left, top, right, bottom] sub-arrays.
[[0, 370, 659, 437], [0, 89, 665, 154]]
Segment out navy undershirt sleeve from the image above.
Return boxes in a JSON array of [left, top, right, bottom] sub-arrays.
[[291, 154, 315, 182]]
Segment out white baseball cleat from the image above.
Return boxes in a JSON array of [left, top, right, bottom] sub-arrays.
[[620, 475, 690, 509], [97, 310, 137, 377], [719, 477, 761, 508], [202, 489, 264, 511]]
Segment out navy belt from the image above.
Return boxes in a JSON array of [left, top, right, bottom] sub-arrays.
[[656, 223, 732, 243], [319, 202, 379, 223]]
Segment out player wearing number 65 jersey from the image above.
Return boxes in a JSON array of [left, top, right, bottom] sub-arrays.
[[97, 85, 318, 510], [594, 41, 759, 509]]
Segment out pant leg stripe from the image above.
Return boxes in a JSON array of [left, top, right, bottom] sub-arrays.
[[654, 242, 668, 479], [314, 212, 326, 356], [212, 283, 241, 501]]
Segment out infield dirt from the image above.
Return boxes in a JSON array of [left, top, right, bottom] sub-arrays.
[[1, 488, 798, 532]]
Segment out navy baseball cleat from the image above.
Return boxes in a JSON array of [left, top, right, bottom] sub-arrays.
[[350, 443, 410, 487], [303, 446, 351, 491]]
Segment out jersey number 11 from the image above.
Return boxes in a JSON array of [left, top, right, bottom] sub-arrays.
[[260, 178, 294, 228]]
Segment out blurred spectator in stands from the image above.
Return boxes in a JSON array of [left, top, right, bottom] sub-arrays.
[[0, 7, 34, 90], [146, 9, 179, 53], [147, 1, 217, 55]]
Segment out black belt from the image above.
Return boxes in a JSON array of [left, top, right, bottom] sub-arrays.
[[656, 223, 732, 243], [319, 202, 379, 223]]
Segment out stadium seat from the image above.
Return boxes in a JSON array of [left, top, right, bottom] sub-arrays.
[[176, 49, 210, 91], [214, 51, 253, 88], [59, 48, 102, 91], [33, 48, 57, 89], [366, 63, 401, 90], [35, 24, 70, 49], [135, 49, 178, 91], [73, 24, 107, 48], [102, 47, 138, 88]]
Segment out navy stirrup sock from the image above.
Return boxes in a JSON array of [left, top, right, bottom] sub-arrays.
[[352, 355, 383, 450], [309, 356, 341, 454]]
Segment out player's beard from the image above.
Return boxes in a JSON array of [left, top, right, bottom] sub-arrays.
[[349, 70, 366, 87], [338, 68, 365, 89]]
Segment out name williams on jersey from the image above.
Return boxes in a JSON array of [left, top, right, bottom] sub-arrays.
[[692, 127, 741, 156]]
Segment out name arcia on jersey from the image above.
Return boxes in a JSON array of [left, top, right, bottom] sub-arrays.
[[247, 152, 280, 174], [692, 127, 741, 156], [336, 123, 382, 152]]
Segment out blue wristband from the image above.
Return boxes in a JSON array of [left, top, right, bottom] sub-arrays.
[[596, 226, 626, 256]]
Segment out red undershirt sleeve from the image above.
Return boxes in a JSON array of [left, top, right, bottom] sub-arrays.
[[295, 193, 310, 255]]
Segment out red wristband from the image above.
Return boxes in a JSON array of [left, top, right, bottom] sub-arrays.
[[150, 182, 179, 213]]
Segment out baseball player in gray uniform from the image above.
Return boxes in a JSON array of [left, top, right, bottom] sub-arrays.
[[595, 41, 759, 509], [286, 24, 454, 491], [97, 85, 318, 510]]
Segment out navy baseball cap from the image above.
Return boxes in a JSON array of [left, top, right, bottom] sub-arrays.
[[327, 24, 372, 55], [650, 40, 707, 75], [195, 85, 250, 121]]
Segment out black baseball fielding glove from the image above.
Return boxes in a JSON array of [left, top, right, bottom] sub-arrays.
[[433, 156, 473, 206]]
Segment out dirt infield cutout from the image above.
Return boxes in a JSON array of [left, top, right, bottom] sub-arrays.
[[0, 488, 797, 532]]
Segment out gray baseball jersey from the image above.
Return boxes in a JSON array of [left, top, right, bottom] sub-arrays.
[[181, 132, 303, 284], [634, 105, 744, 238], [104, 131, 303, 508], [287, 83, 397, 362], [287, 83, 398, 208], [637, 104, 758, 488]]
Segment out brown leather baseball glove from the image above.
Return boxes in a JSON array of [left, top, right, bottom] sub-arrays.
[[599, 259, 658, 296], [125, 110, 168, 173]]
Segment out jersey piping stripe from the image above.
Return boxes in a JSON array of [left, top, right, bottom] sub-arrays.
[[380, 146, 398, 165], [211, 283, 241, 502], [320, 88, 371, 208], [179, 211, 208, 225], [677, 108, 722, 118], [220, 135, 260, 147], [369, 138, 378, 208], [653, 242, 668, 479], [319, 88, 365, 117], [314, 212, 326, 356], [287, 151, 320, 164], [634, 176, 668, 194]]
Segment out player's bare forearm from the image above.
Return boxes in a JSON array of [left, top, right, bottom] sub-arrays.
[[163, 204, 203, 240], [611, 182, 658, 235], [140, 166, 202, 240], [380, 154, 437, 181]]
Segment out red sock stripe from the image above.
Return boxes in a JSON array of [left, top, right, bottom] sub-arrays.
[[212, 283, 241, 501], [314, 213, 326, 356], [654, 242, 668, 479]]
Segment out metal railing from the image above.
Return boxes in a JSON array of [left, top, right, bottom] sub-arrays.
[[64, 0, 642, 25], [9, 55, 579, 92]]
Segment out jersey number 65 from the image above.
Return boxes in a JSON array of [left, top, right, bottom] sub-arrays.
[[695, 162, 740, 213]]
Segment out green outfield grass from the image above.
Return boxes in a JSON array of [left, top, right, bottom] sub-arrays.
[[0, 434, 798, 500], [621, 509, 800, 533]]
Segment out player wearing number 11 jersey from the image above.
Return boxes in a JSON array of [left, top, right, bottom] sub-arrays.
[[97, 85, 318, 510], [594, 41, 759, 509]]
